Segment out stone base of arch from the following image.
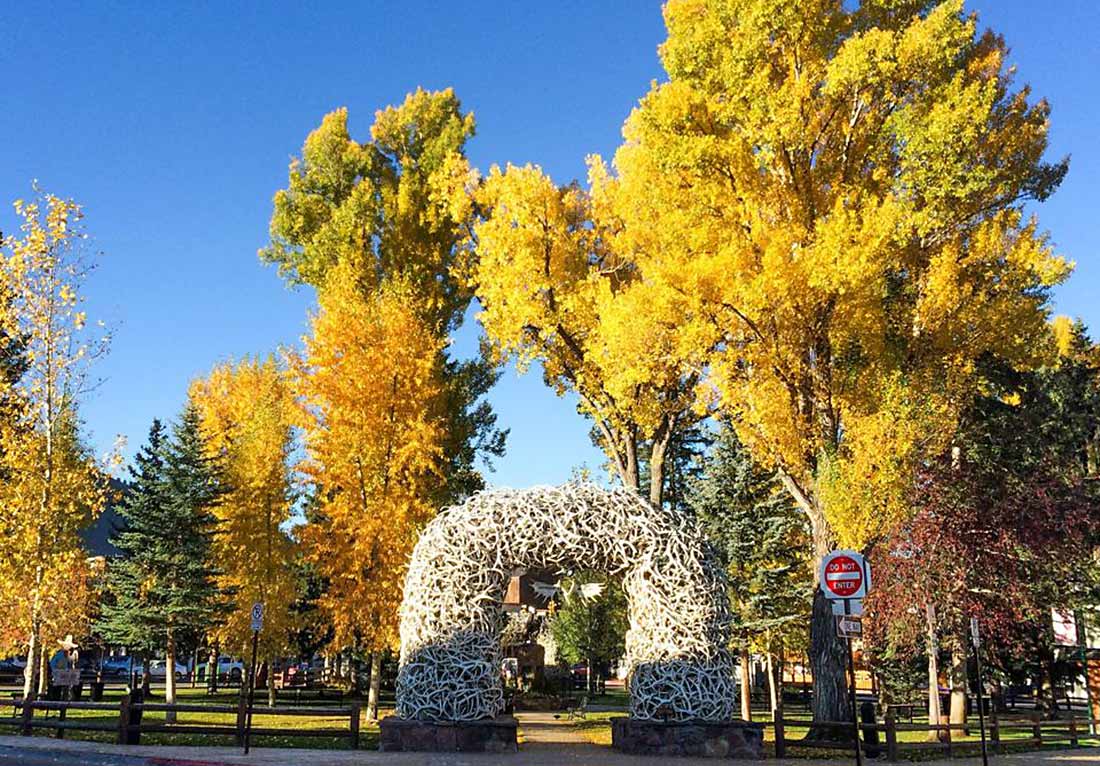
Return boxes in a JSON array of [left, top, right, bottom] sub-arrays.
[[611, 717, 765, 759], [378, 715, 518, 753]]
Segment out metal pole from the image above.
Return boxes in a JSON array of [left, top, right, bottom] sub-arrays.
[[845, 599, 863, 766], [243, 629, 259, 755], [972, 620, 989, 766], [1079, 611, 1096, 735]]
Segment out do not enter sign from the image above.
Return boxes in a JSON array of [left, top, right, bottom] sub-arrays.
[[821, 550, 870, 600]]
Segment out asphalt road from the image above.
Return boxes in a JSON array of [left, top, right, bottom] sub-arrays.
[[0, 744, 155, 766]]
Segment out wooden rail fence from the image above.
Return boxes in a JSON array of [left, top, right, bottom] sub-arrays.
[[772, 708, 1096, 760], [0, 695, 361, 749]]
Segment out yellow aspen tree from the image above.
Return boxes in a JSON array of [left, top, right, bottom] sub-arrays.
[[473, 163, 705, 506], [0, 189, 113, 699], [191, 356, 298, 706], [291, 262, 445, 715], [594, 0, 1070, 729]]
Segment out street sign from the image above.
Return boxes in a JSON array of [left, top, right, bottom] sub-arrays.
[[970, 616, 981, 648], [821, 549, 870, 600], [836, 615, 863, 639], [250, 602, 264, 632]]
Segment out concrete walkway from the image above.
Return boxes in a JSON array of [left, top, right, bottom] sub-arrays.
[[2, 730, 1099, 766]]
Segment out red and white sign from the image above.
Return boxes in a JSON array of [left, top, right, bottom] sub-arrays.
[[821, 550, 869, 600]]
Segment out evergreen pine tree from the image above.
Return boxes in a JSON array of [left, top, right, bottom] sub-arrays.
[[690, 424, 811, 638], [99, 408, 225, 703], [99, 420, 171, 655], [689, 423, 813, 715]]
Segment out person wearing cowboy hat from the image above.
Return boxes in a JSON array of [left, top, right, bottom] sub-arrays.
[[50, 635, 80, 672]]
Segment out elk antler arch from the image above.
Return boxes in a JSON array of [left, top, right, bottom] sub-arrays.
[[395, 483, 736, 721]]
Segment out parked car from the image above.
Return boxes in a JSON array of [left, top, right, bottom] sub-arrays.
[[100, 657, 132, 678], [0, 657, 26, 683], [196, 656, 244, 683], [133, 660, 189, 681]]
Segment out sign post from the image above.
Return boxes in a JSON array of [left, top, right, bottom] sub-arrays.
[[243, 602, 263, 755], [822, 550, 871, 766], [970, 617, 989, 766]]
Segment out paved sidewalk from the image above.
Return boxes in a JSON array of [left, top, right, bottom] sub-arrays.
[[2, 729, 1099, 766]]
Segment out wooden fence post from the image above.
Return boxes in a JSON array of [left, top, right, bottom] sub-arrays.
[[1070, 716, 1078, 747], [117, 694, 131, 745], [350, 702, 361, 750], [1032, 711, 1042, 746], [944, 718, 952, 758], [235, 693, 248, 747], [773, 707, 785, 759], [885, 709, 899, 762], [990, 710, 1001, 754], [56, 704, 66, 739], [20, 698, 33, 736]]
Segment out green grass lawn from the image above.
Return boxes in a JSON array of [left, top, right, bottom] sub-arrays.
[[571, 706, 1100, 759], [0, 686, 384, 749]]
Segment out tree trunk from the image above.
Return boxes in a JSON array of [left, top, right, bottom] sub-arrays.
[[648, 414, 675, 508], [808, 588, 851, 740], [767, 651, 779, 716], [165, 632, 177, 722], [265, 658, 275, 707], [352, 654, 363, 696], [1038, 643, 1059, 717], [779, 471, 850, 739], [23, 629, 38, 700], [740, 647, 753, 721], [926, 603, 945, 742], [191, 647, 199, 688], [141, 659, 151, 699], [947, 631, 968, 734], [623, 434, 640, 493], [367, 653, 382, 720], [207, 646, 218, 693], [37, 645, 49, 697]]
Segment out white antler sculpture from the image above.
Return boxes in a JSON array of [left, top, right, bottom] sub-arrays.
[[395, 482, 736, 722]]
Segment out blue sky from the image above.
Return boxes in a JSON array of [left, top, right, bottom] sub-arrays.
[[0, 1, 1097, 487]]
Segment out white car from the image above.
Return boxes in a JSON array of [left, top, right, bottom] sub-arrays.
[[196, 656, 244, 682], [133, 660, 189, 680]]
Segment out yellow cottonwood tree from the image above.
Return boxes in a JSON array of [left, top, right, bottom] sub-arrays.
[[0, 190, 113, 699], [592, 0, 1070, 727], [262, 90, 504, 508], [191, 356, 297, 704], [291, 262, 445, 709], [473, 163, 704, 506]]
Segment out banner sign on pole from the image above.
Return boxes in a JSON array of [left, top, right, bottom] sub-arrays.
[[1052, 609, 1078, 647]]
